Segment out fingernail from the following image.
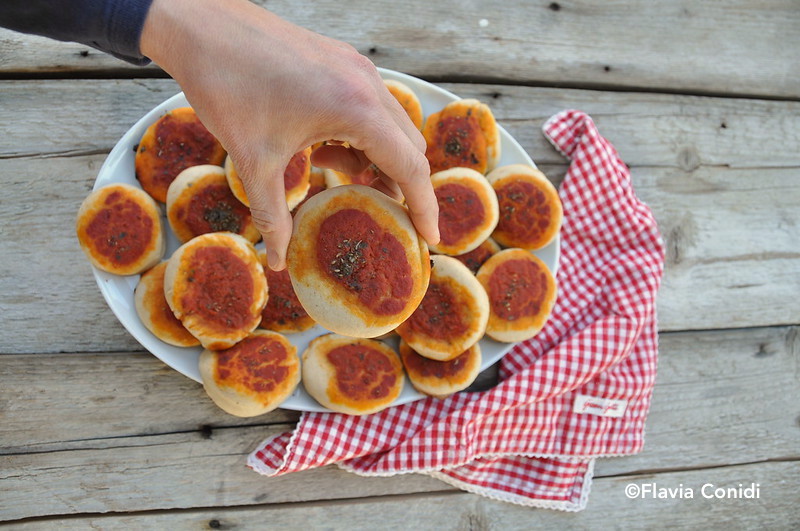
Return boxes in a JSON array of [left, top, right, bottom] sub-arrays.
[[266, 247, 281, 270]]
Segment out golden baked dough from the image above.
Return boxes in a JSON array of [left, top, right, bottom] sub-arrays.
[[488, 164, 562, 250], [135, 107, 226, 203], [76, 183, 165, 275], [399, 339, 481, 398], [429, 167, 499, 256], [422, 99, 500, 175], [384, 79, 424, 130], [199, 330, 300, 417], [164, 232, 268, 350], [476, 248, 557, 342], [396, 255, 488, 361], [302, 334, 403, 415], [256, 250, 316, 334], [450, 237, 501, 274], [288, 185, 431, 338], [166, 164, 260, 244], [134, 262, 200, 347]]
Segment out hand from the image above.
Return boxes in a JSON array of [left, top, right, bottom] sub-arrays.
[[140, 0, 439, 270]]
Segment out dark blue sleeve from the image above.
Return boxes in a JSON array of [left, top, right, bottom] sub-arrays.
[[0, 0, 155, 65]]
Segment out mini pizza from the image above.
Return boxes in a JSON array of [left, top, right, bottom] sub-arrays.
[[476, 248, 557, 343], [224, 147, 312, 210], [488, 164, 563, 250], [302, 334, 403, 415], [164, 232, 268, 350], [324, 163, 381, 189], [134, 262, 200, 347], [256, 250, 315, 333], [429, 167, 499, 256], [396, 255, 489, 361], [384, 79, 423, 130], [199, 330, 300, 417], [399, 339, 481, 398], [451, 237, 501, 275], [422, 98, 500, 175], [288, 185, 431, 338], [166, 165, 260, 244], [76, 183, 165, 275], [135, 107, 226, 203]]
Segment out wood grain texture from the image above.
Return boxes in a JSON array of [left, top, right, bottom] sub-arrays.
[[12, 461, 797, 529], [1, 0, 798, 99], [1, 327, 796, 521]]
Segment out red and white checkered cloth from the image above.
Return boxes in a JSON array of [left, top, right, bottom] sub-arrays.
[[248, 110, 665, 511]]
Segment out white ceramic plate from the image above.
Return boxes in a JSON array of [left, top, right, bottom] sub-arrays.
[[92, 68, 559, 412]]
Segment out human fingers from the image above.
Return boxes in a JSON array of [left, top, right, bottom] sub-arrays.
[[348, 121, 440, 245], [235, 155, 294, 271]]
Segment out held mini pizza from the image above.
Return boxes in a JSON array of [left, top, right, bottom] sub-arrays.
[[164, 232, 268, 350], [134, 107, 226, 203], [477, 248, 557, 343], [302, 334, 404, 415], [76, 183, 165, 276], [199, 330, 300, 417], [166, 164, 260, 244], [288, 184, 431, 338]]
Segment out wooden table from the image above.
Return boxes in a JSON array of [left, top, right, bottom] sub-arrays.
[[2, 1, 798, 527]]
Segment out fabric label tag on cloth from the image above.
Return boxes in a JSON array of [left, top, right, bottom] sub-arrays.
[[573, 394, 628, 417]]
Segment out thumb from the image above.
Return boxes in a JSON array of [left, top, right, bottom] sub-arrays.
[[237, 155, 294, 271]]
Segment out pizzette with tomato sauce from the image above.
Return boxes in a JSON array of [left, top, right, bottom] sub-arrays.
[[164, 232, 268, 350], [399, 339, 481, 399], [429, 167, 499, 256], [288, 185, 431, 338], [134, 262, 200, 347], [422, 98, 500, 175], [166, 164, 260, 244], [256, 250, 315, 334], [199, 330, 300, 417], [302, 334, 404, 415], [224, 147, 312, 211], [384, 79, 424, 130], [76, 183, 165, 276], [488, 164, 563, 251], [135, 107, 226, 203], [476, 248, 557, 343], [396, 255, 489, 361]]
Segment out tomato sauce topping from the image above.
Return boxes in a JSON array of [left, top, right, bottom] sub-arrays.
[[215, 335, 290, 394], [426, 114, 486, 173], [496, 180, 552, 244], [403, 281, 468, 340], [454, 241, 495, 274], [139, 113, 223, 190], [488, 258, 549, 321], [284, 150, 309, 191], [261, 268, 309, 327], [327, 343, 397, 400], [402, 346, 471, 379], [85, 191, 153, 266], [435, 182, 485, 246], [182, 246, 254, 330], [316, 209, 412, 315], [180, 182, 250, 236]]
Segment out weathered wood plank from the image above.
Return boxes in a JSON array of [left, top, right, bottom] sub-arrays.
[[1, 327, 796, 520], [2, 79, 799, 170], [1, 0, 798, 99], [7, 461, 799, 528], [1, 149, 797, 353]]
